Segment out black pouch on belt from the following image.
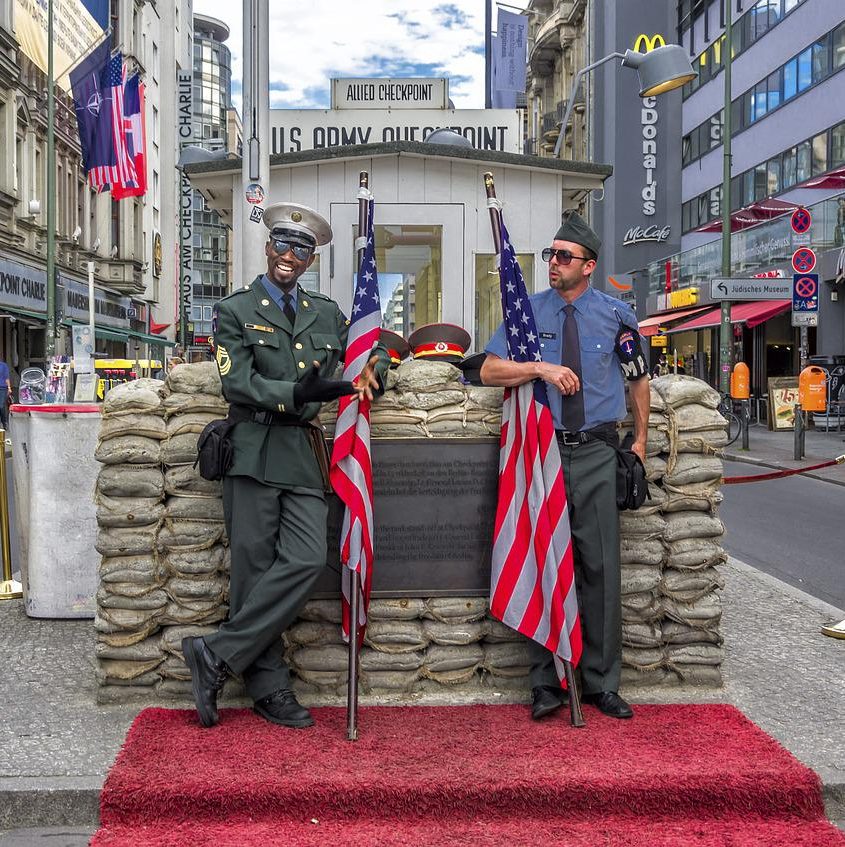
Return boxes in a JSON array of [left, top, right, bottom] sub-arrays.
[[615, 448, 648, 510], [194, 418, 236, 481], [305, 420, 333, 495]]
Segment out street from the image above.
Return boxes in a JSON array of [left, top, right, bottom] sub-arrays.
[[721, 460, 845, 610]]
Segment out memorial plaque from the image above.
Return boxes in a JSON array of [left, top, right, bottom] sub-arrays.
[[313, 438, 499, 599]]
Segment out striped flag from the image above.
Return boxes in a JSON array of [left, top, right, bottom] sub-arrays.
[[329, 198, 381, 644], [111, 73, 147, 199], [489, 216, 582, 682]]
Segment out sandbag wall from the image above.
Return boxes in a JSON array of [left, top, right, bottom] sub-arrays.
[[92, 363, 727, 702]]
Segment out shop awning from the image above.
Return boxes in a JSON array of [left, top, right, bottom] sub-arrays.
[[95, 327, 129, 343], [665, 300, 791, 333], [637, 306, 710, 337], [696, 198, 798, 233], [127, 330, 177, 347]]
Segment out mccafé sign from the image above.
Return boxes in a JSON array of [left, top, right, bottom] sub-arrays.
[[633, 33, 666, 53]]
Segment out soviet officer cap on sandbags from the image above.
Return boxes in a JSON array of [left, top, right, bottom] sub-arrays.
[[379, 329, 411, 367], [554, 209, 601, 257], [456, 351, 487, 386], [408, 323, 471, 363], [263, 202, 333, 247]]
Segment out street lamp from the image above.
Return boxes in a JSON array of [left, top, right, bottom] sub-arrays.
[[554, 44, 695, 158]]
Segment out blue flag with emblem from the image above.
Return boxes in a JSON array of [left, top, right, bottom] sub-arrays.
[[69, 39, 115, 175]]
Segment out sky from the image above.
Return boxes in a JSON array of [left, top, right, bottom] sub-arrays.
[[192, 0, 529, 112]]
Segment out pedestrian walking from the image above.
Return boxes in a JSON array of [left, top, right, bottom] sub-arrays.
[[481, 210, 650, 721], [182, 201, 390, 729]]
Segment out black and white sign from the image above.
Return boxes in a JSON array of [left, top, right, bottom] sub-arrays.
[[710, 277, 793, 300], [332, 78, 449, 110]]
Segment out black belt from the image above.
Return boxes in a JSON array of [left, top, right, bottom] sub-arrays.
[[229, 404, 307, 427], [555, 423, 617, 448]]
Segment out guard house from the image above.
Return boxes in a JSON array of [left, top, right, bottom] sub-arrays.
[[184, 141, 612, 352]]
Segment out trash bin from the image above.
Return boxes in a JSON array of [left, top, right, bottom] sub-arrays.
[[9, 403, 102, 617]]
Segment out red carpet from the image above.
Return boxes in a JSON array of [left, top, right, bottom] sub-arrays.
[[92, 704, 845, 846]]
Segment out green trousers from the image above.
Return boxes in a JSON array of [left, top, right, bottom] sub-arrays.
[[204, 476, 328, 702], [528, 438, 621, 695]]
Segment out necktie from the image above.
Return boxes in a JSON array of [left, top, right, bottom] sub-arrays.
[[561, 304, 585, 432], [282, 292, 296, 326]]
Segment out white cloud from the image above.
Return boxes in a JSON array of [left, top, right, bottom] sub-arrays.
[[192, 1, 529, 112]]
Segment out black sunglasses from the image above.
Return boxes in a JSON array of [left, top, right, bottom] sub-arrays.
[[542, 247, 592, 265], [269, 239, 313, 261]]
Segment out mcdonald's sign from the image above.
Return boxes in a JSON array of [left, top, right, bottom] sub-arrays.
[[633, 33, 666, 53]]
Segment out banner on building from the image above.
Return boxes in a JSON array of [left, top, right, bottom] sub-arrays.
[[14, 0, 109, 90], [490, 35, 516, 109], [494, 9, 527, 93]]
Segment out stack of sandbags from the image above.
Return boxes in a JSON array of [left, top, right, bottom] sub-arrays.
[[320, 360, 504, 439], [286, 596, 531, 696], [619, 375, 727, 688]]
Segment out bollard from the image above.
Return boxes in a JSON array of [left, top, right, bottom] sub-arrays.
[[793, 404, 805, 460], [741, 398, 750, 450], [0, 430, 22, 600]]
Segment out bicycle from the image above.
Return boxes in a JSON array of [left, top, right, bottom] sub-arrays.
[[717, 393, 742, 447]]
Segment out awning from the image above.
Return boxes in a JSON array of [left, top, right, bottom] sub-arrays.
[[95, 327, 129, 343], [665, 300, 791, 333], [696, 198, 798, 233], [800, 166, 845, 190], [126, 330, 177, 348], [637, 306, 710, 337]]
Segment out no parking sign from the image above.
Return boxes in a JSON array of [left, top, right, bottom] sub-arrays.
[[792, 273, 819, 326]]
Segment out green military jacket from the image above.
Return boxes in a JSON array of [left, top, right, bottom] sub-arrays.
[[213, 275, 389, 490]]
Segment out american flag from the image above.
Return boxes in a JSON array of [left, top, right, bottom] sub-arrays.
[[329, 198, 381, 644], [489, 216, 582, 681], [89, 53, 137, 193]]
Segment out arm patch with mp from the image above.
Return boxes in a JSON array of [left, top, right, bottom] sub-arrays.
[[615, 324, 648, 380]]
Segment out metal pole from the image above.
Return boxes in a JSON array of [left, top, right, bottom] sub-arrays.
[[483, 171, 584, 728], [88, 261, 96, 342], [741, 398, 750, 450], [0, 430, 21, 600], [793, 403, 804, 460], [485, 0, 492, 109], [46, 0, 57, 359], [718, 8, 734, 395], [346, 170, 370, 743]]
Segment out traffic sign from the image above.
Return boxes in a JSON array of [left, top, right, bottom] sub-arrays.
[[791, 247, 816, 274], [710, 277, 792, 300], [792, 273, 819, 313], [792, 312, 818, 327], [791, 207, 812, 234]]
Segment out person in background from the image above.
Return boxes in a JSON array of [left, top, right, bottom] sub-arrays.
[[0, 357, 11, 429], [652, 353, 670, 378]]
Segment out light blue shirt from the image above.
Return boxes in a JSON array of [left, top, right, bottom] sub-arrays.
[[485, 285, 641, 431], [261, 276, 298, 315]]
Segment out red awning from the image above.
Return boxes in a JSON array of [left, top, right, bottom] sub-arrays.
[[801, 166, 845, 190], [637, 306, 710, 337], [696, 198, 799, 233], [665, 300, 791, 333]]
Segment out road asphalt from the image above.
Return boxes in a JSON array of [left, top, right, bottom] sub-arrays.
[[0, 420, 843, 844]]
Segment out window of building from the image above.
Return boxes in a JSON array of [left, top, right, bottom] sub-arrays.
[[475, 254, 534, 351], [153, 43, 159, 82], [812, 132, 828, 174], [834, 22, 845, 70], [111, 198, 120, 254], [767, 68, 781, 111], [783, 57, 798, 99], [767, 156, 781, 195], [796, 140, 811, 182], [782, 146, 797, 187], [831, 121, 845, 167], [754, 163, 768, 200], [742, 170, 756, 206], [812, 36, 830, 82], [797, 47, 812, 90]]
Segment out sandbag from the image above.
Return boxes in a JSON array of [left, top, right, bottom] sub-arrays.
[[99, 554, 160, 585], [622, 646, 663, 670], [396, 390, 466, 411], [663, 454, 723, 486], [97, 465, 165, 498], [367, 598, 426, 621], [166, 361, 222, 396], [95, 635, 163, 662], [483, 619, 523, 643], [95, 436, 161, 466], [465, 386, 504, 410], [157, 520, 225, 551], [96, 494, 165, 528], [298, 600, 343, 624], [619, 512, 665, 537], [163, 392, 228, 417], [664, 512, 725, 542], [482, 642, 531, 676], [662, 620, 723, 645], [651, 375, 720, 409], [164, 495, 225, 522], [160, 432, 201, 465], [291, 644, 348, 672], [166, 412, 224, 437], [286, 620, 345, 647], [167, 574, 228, 602], [663, 591, 722, 628], [621, 591, 661, 622], [99, 414, 166, 442], [164, 546, 227, 576], [96, 584, 168, 610], [621, 564, 662, 595], [621, 621, 662, 648], [619, 537, 665, 566], [666, 538, 727, 570], [164, 465, 223, 496], [425, 597, 488, 623], [359, 649, 425, 671], [394, 360, 462, 391], [102, 378, 165, 416], [662, 567, 725, 602], [662, 483, 723, 513], [422, 620, 486, 646], [96, 525, 158, 557], [364, 620, 428, 653]]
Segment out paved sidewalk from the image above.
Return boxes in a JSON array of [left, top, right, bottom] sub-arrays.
[[0, 427, 842, 843]]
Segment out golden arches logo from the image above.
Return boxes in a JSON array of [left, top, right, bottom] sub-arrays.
[[633, 33, 666, 53]]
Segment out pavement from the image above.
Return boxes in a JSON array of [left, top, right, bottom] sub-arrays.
[[0, 421, 843, 845]]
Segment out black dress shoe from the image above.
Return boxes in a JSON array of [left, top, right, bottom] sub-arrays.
[[253, 689, 315, 728], [582, 691, 633, 719], [531, 685, 568, 720], [181, 637, 228, 728]]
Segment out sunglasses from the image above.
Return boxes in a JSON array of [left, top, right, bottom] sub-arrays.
[[542, 247, 592, 265], [269, 239, 313, 261]]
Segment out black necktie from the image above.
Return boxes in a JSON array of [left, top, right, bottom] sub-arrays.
[[561, 304, 585, 432], [282, 292, 296, 325]]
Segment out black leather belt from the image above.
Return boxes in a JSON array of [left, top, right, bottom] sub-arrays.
[[229, 404, 306, 427], [555, 423, 617, 448]]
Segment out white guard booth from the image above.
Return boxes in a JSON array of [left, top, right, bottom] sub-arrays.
[[10, 403, 102, 618]]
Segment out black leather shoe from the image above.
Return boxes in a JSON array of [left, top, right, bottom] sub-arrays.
[[531, 685, 568, 720], [253, 689, 315, 728], [582, 691, 633, 719], [181, 637, 228, 728]]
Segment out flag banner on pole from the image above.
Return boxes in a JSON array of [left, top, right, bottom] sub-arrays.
[[495, 9, 528, 92], [112, 73, 147, 199], [489, 216, 582, 683], [15, 0, 109, 91], [69, 39, 115, 179], [329, 197, 381, 644]]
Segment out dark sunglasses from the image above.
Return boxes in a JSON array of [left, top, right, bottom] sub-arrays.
[[269, 239, 313, 261], [542, 247, 592, 265]]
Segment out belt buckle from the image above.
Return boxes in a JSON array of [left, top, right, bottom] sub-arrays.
[[558, 431, 581, 447]]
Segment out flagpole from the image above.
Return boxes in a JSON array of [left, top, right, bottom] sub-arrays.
[[482, 171, 585, 729], [46, 0, 57, 359], [345, 169, 370, 743]]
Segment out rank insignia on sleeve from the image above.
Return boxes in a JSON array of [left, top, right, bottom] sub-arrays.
[[216, 344, 232, 376]]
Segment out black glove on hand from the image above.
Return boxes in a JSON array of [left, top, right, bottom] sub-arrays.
[[293, 362, 357, 405]]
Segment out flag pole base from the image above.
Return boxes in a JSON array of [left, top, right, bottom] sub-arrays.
[[0, 578, 22, 600], [563, 661, 586, 728]]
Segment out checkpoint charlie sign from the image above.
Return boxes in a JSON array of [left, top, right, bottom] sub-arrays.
[[332, 78, 449, 110], [269, 109, 522, 155]]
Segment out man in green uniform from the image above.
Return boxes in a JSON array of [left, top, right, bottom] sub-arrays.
[[182, 202, 389, 729]]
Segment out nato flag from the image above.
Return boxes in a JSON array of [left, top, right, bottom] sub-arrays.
[[69, 39, 115, 174]]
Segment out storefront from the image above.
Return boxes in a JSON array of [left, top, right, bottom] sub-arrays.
[[184, 141, 611, 352]]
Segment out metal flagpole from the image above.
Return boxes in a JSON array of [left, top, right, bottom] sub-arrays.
[[46, 0, 57, 358], [346, 170, 370, 742], [483, 171, 585, 729]]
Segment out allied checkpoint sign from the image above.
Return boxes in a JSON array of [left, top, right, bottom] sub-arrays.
[[792, 273, 819, 327], [269, 109, 523, 155]]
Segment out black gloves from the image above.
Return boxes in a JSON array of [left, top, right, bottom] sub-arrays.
[[293, 362, 357, 405]]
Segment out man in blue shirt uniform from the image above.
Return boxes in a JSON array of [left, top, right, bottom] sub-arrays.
[[481, 210, 650, 721]]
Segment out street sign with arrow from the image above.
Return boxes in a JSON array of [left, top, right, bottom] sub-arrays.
[[710, 277, 793, 300]]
